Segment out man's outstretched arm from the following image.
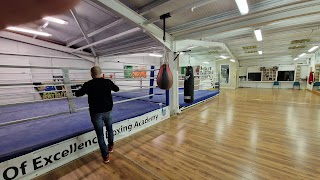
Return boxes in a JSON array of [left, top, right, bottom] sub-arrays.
[[75, 83, 87, 97]]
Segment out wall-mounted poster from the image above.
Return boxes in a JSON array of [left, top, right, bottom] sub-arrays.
[[124, 65, 147, 78]]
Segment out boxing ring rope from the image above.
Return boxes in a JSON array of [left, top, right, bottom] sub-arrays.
[[178, 72, 220, 110], [0, 65, 159, 71], [0, 64, 165, 128]]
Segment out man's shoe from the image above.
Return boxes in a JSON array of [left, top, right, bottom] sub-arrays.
[[108, 145, 113, 153], [103, 155, 110, 163]]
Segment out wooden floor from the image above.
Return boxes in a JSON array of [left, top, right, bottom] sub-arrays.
[[36, 89, 320, 180]]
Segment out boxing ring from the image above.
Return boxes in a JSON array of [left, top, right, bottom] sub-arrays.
[[0, 65, 219, 180]]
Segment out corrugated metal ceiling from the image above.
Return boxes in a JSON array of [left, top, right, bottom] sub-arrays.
[[3, 0, 320, 63]]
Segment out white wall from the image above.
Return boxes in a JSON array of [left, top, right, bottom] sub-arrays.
[[238, 63, 310, 89], [99, 55, 161, 91], [300, 65, 309, 80], [0, 38, 94, 105], [240, 58, 307, 67], [240, 81, 303, 89]]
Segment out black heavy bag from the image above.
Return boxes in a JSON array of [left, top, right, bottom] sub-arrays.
[[184, 66, 194, 103], [157, 64, 173, 90]]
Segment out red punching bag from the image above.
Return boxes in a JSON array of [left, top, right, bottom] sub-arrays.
[[157, 64, 173, 90], [308, 72, 315, 84]]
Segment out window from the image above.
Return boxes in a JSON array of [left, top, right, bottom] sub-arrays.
[[248, 72, 262, 81], [277, 71, 295, 81]]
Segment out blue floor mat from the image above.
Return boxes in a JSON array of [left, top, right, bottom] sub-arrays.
[[114, 88, 219, 107], [179, 90, 219, 107], [0, 88, 219, 163], [0, 97, 161, 163]]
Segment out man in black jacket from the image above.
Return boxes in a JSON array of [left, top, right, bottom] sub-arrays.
[[76, 66, 119, 163]]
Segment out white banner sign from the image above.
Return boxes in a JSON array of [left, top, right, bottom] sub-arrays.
[[0, 107, 170, 180]]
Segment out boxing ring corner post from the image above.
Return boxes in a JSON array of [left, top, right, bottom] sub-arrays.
[[149, 65, 155, 99], [218, 73, 221, 93]]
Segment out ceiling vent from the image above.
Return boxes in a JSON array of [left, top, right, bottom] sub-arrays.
[[245, 50, 258, 54], [208, 50, 219, 54], [290, 39, 310, 44], [288, 45, 306, 49], [242, 45, 257, 50], [242, 45, 258, 54]]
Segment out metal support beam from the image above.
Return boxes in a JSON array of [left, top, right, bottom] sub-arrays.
[[33, 21, 49, 39], [95, 39, 155, 53], [144, 0, 218, 25], [94, 35, 150, 51], [72, 27, 141, 52], [93, 0, 173, 50], [95, 57, 100, 66], [71, 9, 97, 57], [137, 0, 170, 15], [0, 31, 95, 62], [176, 39, 237, 60], [67, 19, 123, 47], [99, 44, 161, 57]]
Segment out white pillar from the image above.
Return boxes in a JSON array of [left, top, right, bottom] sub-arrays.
[[169, 42, 179, 116]]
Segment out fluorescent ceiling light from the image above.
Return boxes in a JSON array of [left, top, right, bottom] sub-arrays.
[[308, 46, 319, 52], [230, 59, 235, 62], [43, 17, 68, 25], [235, 0, 249, 15], [6, 27, 52, 37], [299, 53, 306, 57], [258, 51, 262, 55], [294, 58, 298, 61], [187, 46, 197, 50], [220, 55, 227, 59], [254, 29, 263, 41], [179, 52, 185, 55], [203, 62, 209, 64], [149, 53, 163, 57]]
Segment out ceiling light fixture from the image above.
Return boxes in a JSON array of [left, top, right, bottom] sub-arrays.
[[6, 27, 52, 37], [258, 51, 262, 55], [294, 58, 298, 61], [220, 55, 227, 59], [203, 62, 209, 64], [230, 59, 235, 62], [235, 0, 249, 15], [43, 17, 68, 25], [308, 45, 319, 52], [187, 46, 197, 50], [254, 29, 263, 41], [299, 53, 306, 57], [149, 53, 163, 57]]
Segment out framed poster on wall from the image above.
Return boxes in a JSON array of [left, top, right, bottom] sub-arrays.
[[124, 65, 147, 78]]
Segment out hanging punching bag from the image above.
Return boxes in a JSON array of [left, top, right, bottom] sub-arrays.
[[157, 64, 173, 90], [184, 66, 194, 103]]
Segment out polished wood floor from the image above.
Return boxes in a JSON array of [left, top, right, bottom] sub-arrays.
[[37, 89, 320, 180]]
